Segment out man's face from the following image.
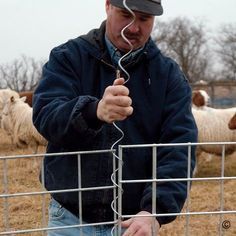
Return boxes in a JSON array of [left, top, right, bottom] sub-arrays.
[[105, 0, 155, 52]]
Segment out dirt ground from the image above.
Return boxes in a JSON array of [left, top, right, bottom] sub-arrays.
[[0, 129, 236, 236]]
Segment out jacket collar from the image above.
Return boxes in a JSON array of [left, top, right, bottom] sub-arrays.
[[104, 34, 144, 66], [80, 21, 160, 64]]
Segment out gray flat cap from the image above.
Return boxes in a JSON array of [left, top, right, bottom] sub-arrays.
[[110, 0, 163, 16]]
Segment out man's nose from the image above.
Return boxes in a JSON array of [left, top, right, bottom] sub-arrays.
[[127, 21, 139, 33]]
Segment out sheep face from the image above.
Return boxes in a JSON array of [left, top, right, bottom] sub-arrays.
[[1, 96, 15, 132], [192, 90, 210, 108], [0, 89, 20, 126]]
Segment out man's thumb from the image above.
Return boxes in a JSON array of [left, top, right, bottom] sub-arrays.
[[113, 78, 125, 86]]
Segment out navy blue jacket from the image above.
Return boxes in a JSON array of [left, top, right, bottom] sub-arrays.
[[33, 21, 197, 225]]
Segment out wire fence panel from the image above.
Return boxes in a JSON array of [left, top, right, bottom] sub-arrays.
[[0, 142, 236, 235]]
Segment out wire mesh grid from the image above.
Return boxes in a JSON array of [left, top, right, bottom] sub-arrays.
[[0, 142, 236, 235]]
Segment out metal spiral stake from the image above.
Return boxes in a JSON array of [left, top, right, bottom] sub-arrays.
[[110, 0, 135, 235]]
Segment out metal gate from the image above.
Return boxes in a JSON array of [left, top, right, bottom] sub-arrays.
[[1, 142, 236, 235]]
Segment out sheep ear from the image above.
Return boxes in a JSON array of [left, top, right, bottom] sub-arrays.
[[10, 96, 15, 103], [20, 96, 27, 102]]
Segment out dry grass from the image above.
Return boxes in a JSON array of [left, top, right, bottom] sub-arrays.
[[0, 129, 236, 235]]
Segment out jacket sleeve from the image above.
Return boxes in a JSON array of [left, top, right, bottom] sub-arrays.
[[32, 44, 103, 148], [140, 63, 198, 225]]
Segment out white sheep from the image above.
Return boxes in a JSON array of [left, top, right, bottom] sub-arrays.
[[191, 89, 236, 154], [193, 107, 236, 155], [192, 106, 236, 175], [191, 88, 236, 175], [2, 96, 47, 153]]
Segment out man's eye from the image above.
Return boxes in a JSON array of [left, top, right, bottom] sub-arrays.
[[140, 17, 149, 22], [122, 14, 131, 18]]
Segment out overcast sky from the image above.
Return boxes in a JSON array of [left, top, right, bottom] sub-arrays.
[[0, 0, 236, 63]]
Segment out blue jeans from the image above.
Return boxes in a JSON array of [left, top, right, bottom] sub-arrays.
[[47, 198, 124, 236]]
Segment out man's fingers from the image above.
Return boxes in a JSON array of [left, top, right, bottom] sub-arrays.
[[105, 84, 129, 96], [108, 106, 133, 120], [106, 95, 132, 107], [122, 220, 138, 236], [121, 218, 133, 228], [120, 211, 160, 236]]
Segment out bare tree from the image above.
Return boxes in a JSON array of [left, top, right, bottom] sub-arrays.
[[0, 55, 45, 91], [215, 23, 236, 80], [152, 17, 213, 83]]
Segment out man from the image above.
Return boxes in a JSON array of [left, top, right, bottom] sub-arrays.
[[33, 0, 197, 235]]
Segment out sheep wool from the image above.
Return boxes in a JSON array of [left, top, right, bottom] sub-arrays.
[[2, 96, 47, 153], [192, 107, 236, 155]]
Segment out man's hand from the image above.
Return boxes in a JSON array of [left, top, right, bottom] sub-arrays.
[[121, 211, 160, 236], [97, 78, 133, 123]]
